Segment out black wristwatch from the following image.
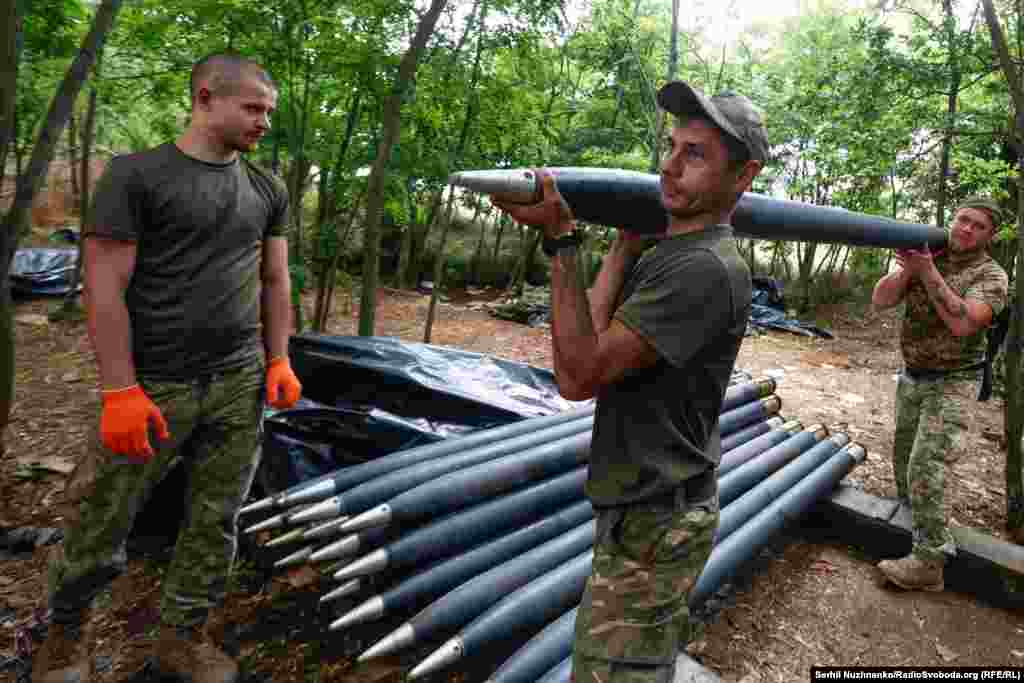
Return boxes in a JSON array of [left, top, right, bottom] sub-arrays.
[[542, 229, 584, 257]]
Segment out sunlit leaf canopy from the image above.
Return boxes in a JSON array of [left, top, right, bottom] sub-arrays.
[[12, 0, 1019, 232]]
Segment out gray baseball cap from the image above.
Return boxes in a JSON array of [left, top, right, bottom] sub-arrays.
[[656, 81, 770, 163]]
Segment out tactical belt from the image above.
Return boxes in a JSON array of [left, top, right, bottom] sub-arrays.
[[904, 361, 990, 401]]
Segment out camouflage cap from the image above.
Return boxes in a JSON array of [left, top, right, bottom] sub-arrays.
[[656, 81, 770, 163], [955, 196, 1008, 229]]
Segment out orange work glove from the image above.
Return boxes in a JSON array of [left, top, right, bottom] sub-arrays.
[[266, 356, 302, 409], [100, 385, 171, 462]]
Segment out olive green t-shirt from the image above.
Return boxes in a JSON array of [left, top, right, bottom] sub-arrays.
[[586, 225, 752, 507], [84, 142, 289, 380]]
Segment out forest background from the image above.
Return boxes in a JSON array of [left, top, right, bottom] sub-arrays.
[[2, 0, 1024, 534]]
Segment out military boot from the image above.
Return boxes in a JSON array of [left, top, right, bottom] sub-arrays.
[[152, 623, 239, 683], [30, 611, 94, 683], [877, 554, 944, 592]]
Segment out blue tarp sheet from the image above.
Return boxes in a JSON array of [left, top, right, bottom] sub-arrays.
[[9, 247, 81, 297]]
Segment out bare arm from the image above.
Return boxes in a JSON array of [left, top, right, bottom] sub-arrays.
[[919, 268, 993, 338], [549, 243, 659, 401], [587, 236, 643, 333], [550, 233, 640, 391], [871, 266, 913, 311], [261, 237, 292, 360], [83, 236, 138, 390]]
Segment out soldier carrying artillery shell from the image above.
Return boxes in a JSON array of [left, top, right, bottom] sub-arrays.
[[872, 196, 1011, 590], [492, 79, 768, 683]]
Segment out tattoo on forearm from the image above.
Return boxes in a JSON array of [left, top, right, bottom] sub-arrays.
[[925, 275, 968, 320]]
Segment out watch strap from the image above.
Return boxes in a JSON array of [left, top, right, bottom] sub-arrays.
[[542, 229, 584, 257]]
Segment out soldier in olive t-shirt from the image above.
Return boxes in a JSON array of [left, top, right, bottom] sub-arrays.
[[587, 224, 752, 506], [84, 141, 290, 380]]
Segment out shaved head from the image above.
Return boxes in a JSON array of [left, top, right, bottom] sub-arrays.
[[190, 52, 276, 106]]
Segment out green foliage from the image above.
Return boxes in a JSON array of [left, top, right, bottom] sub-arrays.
[[19, 0, 1024, 321]]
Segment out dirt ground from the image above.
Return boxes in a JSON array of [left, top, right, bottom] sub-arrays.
[[0, 284, 1022, 682]]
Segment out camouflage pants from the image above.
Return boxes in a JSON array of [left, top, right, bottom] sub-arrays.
[[892, 372, 969, 562], [46, 362, 265, 628], [572, 474, 719, 683]]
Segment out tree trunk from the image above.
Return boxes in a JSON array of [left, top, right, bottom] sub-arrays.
[[423, 188, 458, 343], [509, 228, 542, 297], [649, 0, 680, 172], [311, 165, 333, 333], [423, 2, 488, 339], [397, 177, 419, 289], [0, 0, 15, 471], [358, 0, 449, 336], [492, 212, 508, 269], [0, 0, 121, 460], [318, 190, 365, 331], [62, 58, 99, 314], [1007, 161, 1024, 532], [68, 110, 79, 199], [0, 0, 20, 184], [935, 0, 960, 228], [980, 0, 1024, 532], [470, 207, 490, 285], [410, 189, 445, 285]]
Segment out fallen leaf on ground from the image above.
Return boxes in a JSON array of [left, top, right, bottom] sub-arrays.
[[280, 565, 319, 589], [810, 559, 838, 574], [935, 641, 958, 662], [14, 314, 48, 326], [16, 455, 75, 474]]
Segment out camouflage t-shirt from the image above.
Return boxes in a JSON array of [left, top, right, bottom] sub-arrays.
[[586, 225, 752, 507], [84, 142, 290, 380], [900, 243, 1009, 371]]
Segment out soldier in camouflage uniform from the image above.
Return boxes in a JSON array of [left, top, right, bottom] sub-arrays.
[[494, 81, 766, 683], [31, 52, 302, 683], [871, 196, 1009, 591]]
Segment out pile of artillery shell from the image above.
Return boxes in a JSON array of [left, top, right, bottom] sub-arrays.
[[240, 376, 866, 682]]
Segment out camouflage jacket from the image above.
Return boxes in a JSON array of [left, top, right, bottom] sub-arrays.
[[900, 246, 1009, 371]]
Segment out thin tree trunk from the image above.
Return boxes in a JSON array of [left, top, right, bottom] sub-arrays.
[[63, 55, 99, 314], [981, 0, 1024, 532], [936, 0, 960, 228], [492, 212, 508, 269], [311, 166, 333, 333], [319, 190, 364, 330], [423, 1, 488, 339], [470, 206, 490, 285], [68, 110, 79, 198], [0, 0, 18, 472], [649, 0, 680, 172], [397, 177, 419, 289], [0, 0, 18, 180], [358, 0, 449, 336], [423, 188, 458, 343], [509, 229, 543, 297]]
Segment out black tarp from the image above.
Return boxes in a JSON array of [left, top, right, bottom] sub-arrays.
[[257, 335, 592, 493], [748, 276, 834, 339]]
